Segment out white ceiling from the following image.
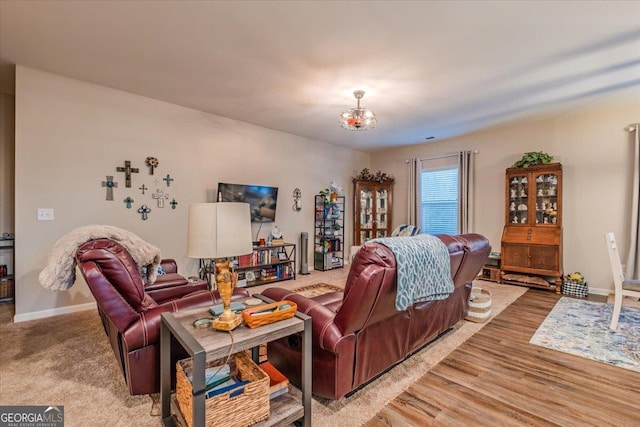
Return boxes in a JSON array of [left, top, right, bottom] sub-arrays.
[[1, 1, 639, 152]]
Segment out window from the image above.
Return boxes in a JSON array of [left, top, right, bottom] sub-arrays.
[[420, 166, 459, 235]]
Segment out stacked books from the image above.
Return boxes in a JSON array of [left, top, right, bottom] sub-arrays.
[[187, 363, 248, 399], [259, 361, 289, 399]]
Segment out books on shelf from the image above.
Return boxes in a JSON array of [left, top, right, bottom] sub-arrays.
[[185, 363, 248, 399], [259, 361, 289, 399]]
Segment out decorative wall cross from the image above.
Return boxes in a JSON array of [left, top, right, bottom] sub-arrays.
[[124, 196, 134, 209], [152, 188, 169, 208], [145, 157, 159, 175], [137, 205, 151, 220], [163, 174, 174, 187], [170, 198, 178, 210], [102, 176, 118, 200], [139, 184, 148, 194], [116, 160, 139, 188]]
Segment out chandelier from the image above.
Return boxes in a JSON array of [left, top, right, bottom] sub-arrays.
[[339, 90, 377, 131]]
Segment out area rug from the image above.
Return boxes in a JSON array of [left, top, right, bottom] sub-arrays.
[[530, 297, 640, 372], [293, 282, 343, 298]]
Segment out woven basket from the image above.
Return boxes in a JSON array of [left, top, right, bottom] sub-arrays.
[[561, 281, 588, 298], [0, 279, 14, 299], [242, 300, 297, 329], [466, 287, 492, 323], [176, 352, 270, 427]]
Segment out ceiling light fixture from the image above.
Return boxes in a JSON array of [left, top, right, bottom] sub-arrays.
[[339, 90, 377, 131]]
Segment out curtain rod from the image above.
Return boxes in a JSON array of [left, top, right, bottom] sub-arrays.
[[625, 124, 638, 132], [405, 150, 479, 163]]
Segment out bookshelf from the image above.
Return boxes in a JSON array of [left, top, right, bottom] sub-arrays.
[[314, 195, 344, 271], [199, 243, 296, 288]]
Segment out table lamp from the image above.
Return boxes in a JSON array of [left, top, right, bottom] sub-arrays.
[[187, 202, 253, 331]]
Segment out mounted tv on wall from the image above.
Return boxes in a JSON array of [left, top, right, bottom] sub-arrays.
[[217, 182, 278, 223]]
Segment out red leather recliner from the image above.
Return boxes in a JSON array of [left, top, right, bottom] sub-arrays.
[[76, 238, 250, 395], [144, 258, 208, 303], [262, 233, 490, 400]]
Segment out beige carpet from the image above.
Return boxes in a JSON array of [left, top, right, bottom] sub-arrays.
[[0, 278, 526, 426]]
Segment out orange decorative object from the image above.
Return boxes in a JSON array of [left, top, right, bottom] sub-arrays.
[[242, 300, 297, 328]]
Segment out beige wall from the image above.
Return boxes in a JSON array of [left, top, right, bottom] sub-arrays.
[[372, 95, 640, 294], [14, 66, 369, 321], [0, 93, 15, 235]]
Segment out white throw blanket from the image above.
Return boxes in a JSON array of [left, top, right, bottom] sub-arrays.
[[39, 225, 162, 291]]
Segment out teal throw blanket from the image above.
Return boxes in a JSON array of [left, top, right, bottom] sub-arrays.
[[368, 234, 454, 311]]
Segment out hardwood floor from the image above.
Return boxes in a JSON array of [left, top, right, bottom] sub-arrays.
[[365, 290, 640, 426]]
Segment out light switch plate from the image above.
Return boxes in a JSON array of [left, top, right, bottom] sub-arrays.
[[37, 208, 54, 221]]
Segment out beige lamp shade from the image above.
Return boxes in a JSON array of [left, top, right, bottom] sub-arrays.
[[187, 202, 253, 258]]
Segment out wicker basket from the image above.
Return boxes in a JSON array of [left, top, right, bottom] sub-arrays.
[[465, 287, 492, 323], [242, 300, 297, 329], [0, 279, 14, 300], [176, 352, 270, 427]]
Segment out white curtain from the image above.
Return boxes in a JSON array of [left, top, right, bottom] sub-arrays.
[[458, 150, 476, 234], [407, 158, 419, 226], [626, 123, 640, 279]]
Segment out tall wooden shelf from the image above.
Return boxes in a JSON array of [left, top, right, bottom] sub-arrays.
[[353, 179, 394, 246], [501, 163, 563, 292]]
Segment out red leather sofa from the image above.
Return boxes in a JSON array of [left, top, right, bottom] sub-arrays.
[[76, 238, 250, 395], [261, 233, 490, 400], [144, 258, 208, 303]]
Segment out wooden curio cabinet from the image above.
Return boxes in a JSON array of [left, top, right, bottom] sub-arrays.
[[501, 163, 563, 292], [353, 179, 394, 246]]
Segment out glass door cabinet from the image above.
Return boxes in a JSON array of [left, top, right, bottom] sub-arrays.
[[353, 179, 394, 246], [501, 163, 563, 292]]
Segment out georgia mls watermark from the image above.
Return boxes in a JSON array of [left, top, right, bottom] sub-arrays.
[[0, 406, 64, 427]]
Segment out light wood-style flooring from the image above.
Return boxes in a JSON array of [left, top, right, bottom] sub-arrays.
[[365, 290, 640, 426]]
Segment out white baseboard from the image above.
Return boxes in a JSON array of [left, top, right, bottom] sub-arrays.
[[585, 286, 611, 296], [13, 302, 97, 323]]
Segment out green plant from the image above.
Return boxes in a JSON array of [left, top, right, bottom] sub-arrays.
[[512, 151, 554, 168]]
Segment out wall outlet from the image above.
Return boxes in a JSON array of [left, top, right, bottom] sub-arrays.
[[37, 208, 54, 221]]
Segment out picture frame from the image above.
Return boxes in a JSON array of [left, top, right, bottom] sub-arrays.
[[277, 252, 288, 261]]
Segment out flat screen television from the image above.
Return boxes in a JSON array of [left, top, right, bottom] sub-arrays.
[[217, 182, 278, 223]]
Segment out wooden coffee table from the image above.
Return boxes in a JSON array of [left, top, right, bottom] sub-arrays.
[[160, 295, 311, 427]]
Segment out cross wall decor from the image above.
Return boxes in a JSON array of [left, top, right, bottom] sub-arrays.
[[116, 160, 139, 188], [102, 176, 118, 200]]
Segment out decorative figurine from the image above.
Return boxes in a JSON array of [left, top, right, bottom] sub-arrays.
[[510, 188, 517, 198], [102, 176, 118, 201], [510, 202, 516, 211], [116, 160, 139, 188]]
